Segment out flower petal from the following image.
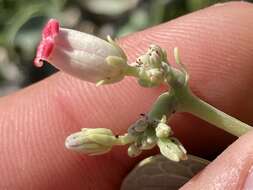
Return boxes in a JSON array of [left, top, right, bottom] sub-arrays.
[[34, 19, 59, 67], [42, 19, 59, 39]]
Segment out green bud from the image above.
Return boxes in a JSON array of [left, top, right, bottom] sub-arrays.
[[146, 68, 164, 83], [136, 54, 149, 66], [135, 45, 169, 87], [157, 138, 187, 162], [65, 128, 117, 155], [147, 44, 167, 66], [146, 136, 157, 145], [160, 115, 167, 123], [134, 119, 149, 132], [170, 137, 187, 155], [156, 123, 171, 138], [140, 136, 157, 150], [128, 144, 142, 157], [128, 125, 141, 136], [138, 68, 164, 87]]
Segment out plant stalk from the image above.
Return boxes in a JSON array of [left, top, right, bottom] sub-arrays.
[[175, 87, 252, 137], [148, 91, 177, 121]]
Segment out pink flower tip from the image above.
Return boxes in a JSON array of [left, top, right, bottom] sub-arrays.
[[34, 19, 60, 67]]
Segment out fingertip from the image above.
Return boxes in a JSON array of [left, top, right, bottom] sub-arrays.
[[181, 130, 253, 190], [1, 2, 253, 189]]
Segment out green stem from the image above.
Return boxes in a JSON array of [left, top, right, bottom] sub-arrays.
[[125, 65, 140, 77], [175, 87, 252, 137], [125, 50, 252, 137], [115, 134, 136, 145], [148, 92, 177, 121]]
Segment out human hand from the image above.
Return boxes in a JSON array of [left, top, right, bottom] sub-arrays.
[[0, 2, 253, 189]]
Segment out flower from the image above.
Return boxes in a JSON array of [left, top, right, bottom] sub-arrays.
[[34, 19, 128, 85], [65, 128, 117, 155]]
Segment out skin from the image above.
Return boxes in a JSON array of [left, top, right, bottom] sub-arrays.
[[0, 2, 253, 189]]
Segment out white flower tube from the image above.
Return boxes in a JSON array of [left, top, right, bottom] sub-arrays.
[[34, 19, 128, 85]]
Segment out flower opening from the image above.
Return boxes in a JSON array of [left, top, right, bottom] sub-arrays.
[[34, 19, 59, 67]]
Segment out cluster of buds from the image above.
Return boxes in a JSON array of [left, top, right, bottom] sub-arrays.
[[134, 45, 169, 87], [126, 115, 187, 162], [64, 114, 187, 162], [127, 115, 157, 157]]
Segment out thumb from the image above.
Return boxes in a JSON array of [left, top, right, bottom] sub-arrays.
[[181, 130, 253, 190]]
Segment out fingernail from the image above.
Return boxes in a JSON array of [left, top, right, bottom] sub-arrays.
[[243, 166, 253, 190]]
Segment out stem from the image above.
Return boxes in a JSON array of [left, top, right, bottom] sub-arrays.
[[115, 134, 136, 145], [175, 87, 252, 137], [125, 65, 140, 77], [148, 92, 177, 121], [125, 46, 252, 137]]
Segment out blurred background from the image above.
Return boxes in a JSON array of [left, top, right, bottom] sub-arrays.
[[0, 0, 252, 96]]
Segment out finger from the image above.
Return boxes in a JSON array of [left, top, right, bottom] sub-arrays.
[[0, 2, 253, 189], [181, 130, 253, 190]]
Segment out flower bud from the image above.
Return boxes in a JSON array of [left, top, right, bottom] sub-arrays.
[[157, 138, 187, 162], [170, 137, 187, 155], [146, 68, 164, 83], [140, 136, 157, 150], [34, 19, 127, 85], [147, 44, 167, 67], [128, 125, 141, 137], [65, 128, 117, 155], [155, 123, 172, 138], [146, 136, 157, 145], [135, 44, 168, 87], [128, 144, 142, 157], [134, 118, 149, 132]]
